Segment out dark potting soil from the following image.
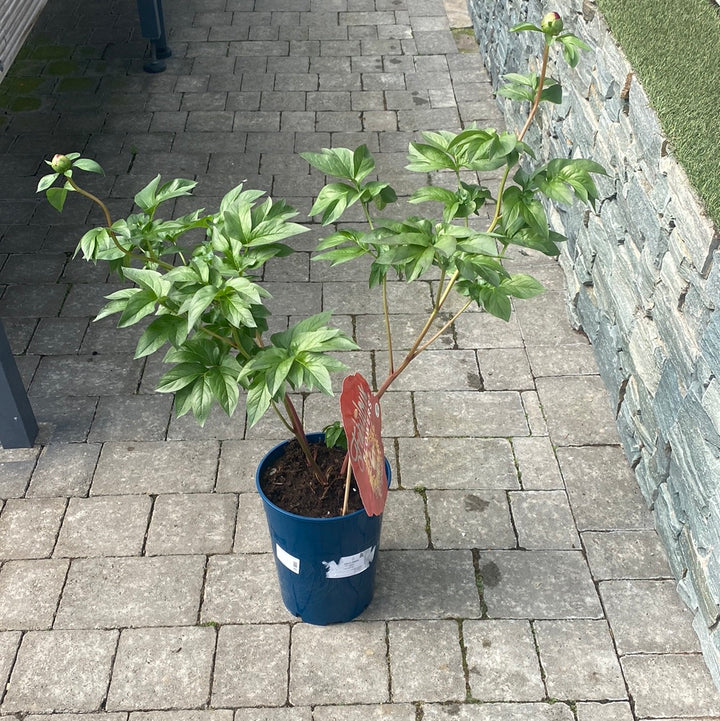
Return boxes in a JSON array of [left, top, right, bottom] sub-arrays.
[[259, 439, 364, 518]]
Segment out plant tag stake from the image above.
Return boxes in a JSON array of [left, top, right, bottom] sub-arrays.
[[340, 373, 388, 516]]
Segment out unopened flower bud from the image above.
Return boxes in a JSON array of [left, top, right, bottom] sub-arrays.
[[540, 11, 563, 36], [50, 154, 72, 173]]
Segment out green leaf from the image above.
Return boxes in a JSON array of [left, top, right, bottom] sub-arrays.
[[323, 420, 347, 450], [37, 173, 59, 192], [406, 142, 458, 173], [134, 315, 188, 358], [187, 375, 215, 425], [121, 267, 169, 298], [309, 182, 361, 225], [133, 175, 161, 213], [501, 273, 545, 299], [180, 285, 219, 330], [94, 288, 138, 321], [480, 286, 512, 321], [511, 21, 541, 33], [206, 363, 241, 417], [352, 145, 375, 183], [117, 288, 158, 327], [46, 187, 68, 212], [409, 186, 458, 206], [156, 362, 205, 392], [246, 378, 274, 428], [313, 245, 368, 266], [557, 33, 591, 68], [541, 80, 562, 104], [301, 147, 355, 179], [73, 158, 104, 174]]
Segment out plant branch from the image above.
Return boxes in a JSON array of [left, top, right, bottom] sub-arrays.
[[282, 394, 328, 485]]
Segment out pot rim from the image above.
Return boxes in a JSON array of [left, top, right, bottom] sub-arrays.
[[255, 433, 390, 523]]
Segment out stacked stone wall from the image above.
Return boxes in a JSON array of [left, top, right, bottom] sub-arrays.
[[467, 0, 720, 684]]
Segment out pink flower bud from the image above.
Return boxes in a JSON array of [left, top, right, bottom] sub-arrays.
[[50, 154, 72, 173], [540, 11, 563, 36]]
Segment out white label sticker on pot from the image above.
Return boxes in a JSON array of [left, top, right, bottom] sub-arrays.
[[275, 543, 300, 574], [322, 545, 376, 579]]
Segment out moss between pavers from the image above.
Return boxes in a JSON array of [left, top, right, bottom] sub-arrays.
[[0, 76, 43, 94], [45, 60, 80, 76], [56, 77, 97, 93], [6, 97, 42, 112], [29, 44, 74, 61]]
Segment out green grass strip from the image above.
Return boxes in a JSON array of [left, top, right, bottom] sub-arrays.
[[597, 0, 720, 227]]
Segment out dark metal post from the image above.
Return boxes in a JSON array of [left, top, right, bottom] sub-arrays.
[[137, 0, 172, 73], [0, 320, 38, 449]]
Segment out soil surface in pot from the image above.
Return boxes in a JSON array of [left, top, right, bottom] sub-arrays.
[[259, 439, 364, 518]]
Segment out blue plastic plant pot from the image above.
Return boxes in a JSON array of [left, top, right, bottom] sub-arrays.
[[256, 433, 390, 625]]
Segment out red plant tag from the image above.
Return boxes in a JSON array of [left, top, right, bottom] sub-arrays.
[[340, 373, 388, 516]]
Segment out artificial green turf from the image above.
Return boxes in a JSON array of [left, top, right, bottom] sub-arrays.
[[597, 0, 720, 227]]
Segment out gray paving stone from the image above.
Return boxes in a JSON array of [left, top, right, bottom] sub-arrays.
[[55, 556, 205, 629], [0, 454, 36, 497], [509, 491, 581, 550], [27, 443, 101, 497], [92, 441, 219, 495], [2, 629, 118, 713], [0, 559, 68, 630], [422, 703, 575, 721], [398, 438, 517, 490], [324, 281, 432, 316], [313, 705, 415, 721], [557, 446, 654, 531], [290, 622, 388, 705], [0, 498, 66, 559], [212, 624, 290, 707], [362, 549, 481, 620], [479, 550, 603, 619], [0, 283, 67, 318], [107, 626, 215, 710], [132, 713, 232, 721], [575, 701, 634, 721], [30, 355, 144, 396], [389, 619, 465, 702], [376, 350, 481, 391], [166, 402, 247, 440], [0, 630, 21, 692], [29, 395, 99, 444], [217, 440, 275, 492], [381, 489, 429, 549], [521, 390, 549, 435], [426, 490, 515, 550], [621, 654, 720, 718], [233, 491, 271, 552], [536, 376, 619, 446], [454, 312, 525, 349], [202, 553, 292, 624], [28, 317, 88, 355], [581, 530, 672, 580], [304, 390, 415, 437], [414, 391, 529, 437], [476, 348, 534, 391], [515, 291, 589, 347], [54, 496, 151, 558], [463, 619, 544, 701], [512, 437, 563, 490], [599, 579, 701, 654], [535, 620, 627, 700], [146, 493, 236, 555], [88, 395, 173, 442], [231, 709, 311, 721], [527, 343, 599, 377]]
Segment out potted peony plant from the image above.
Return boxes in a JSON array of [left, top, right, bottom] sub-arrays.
[[38, 13, 605, 624]]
